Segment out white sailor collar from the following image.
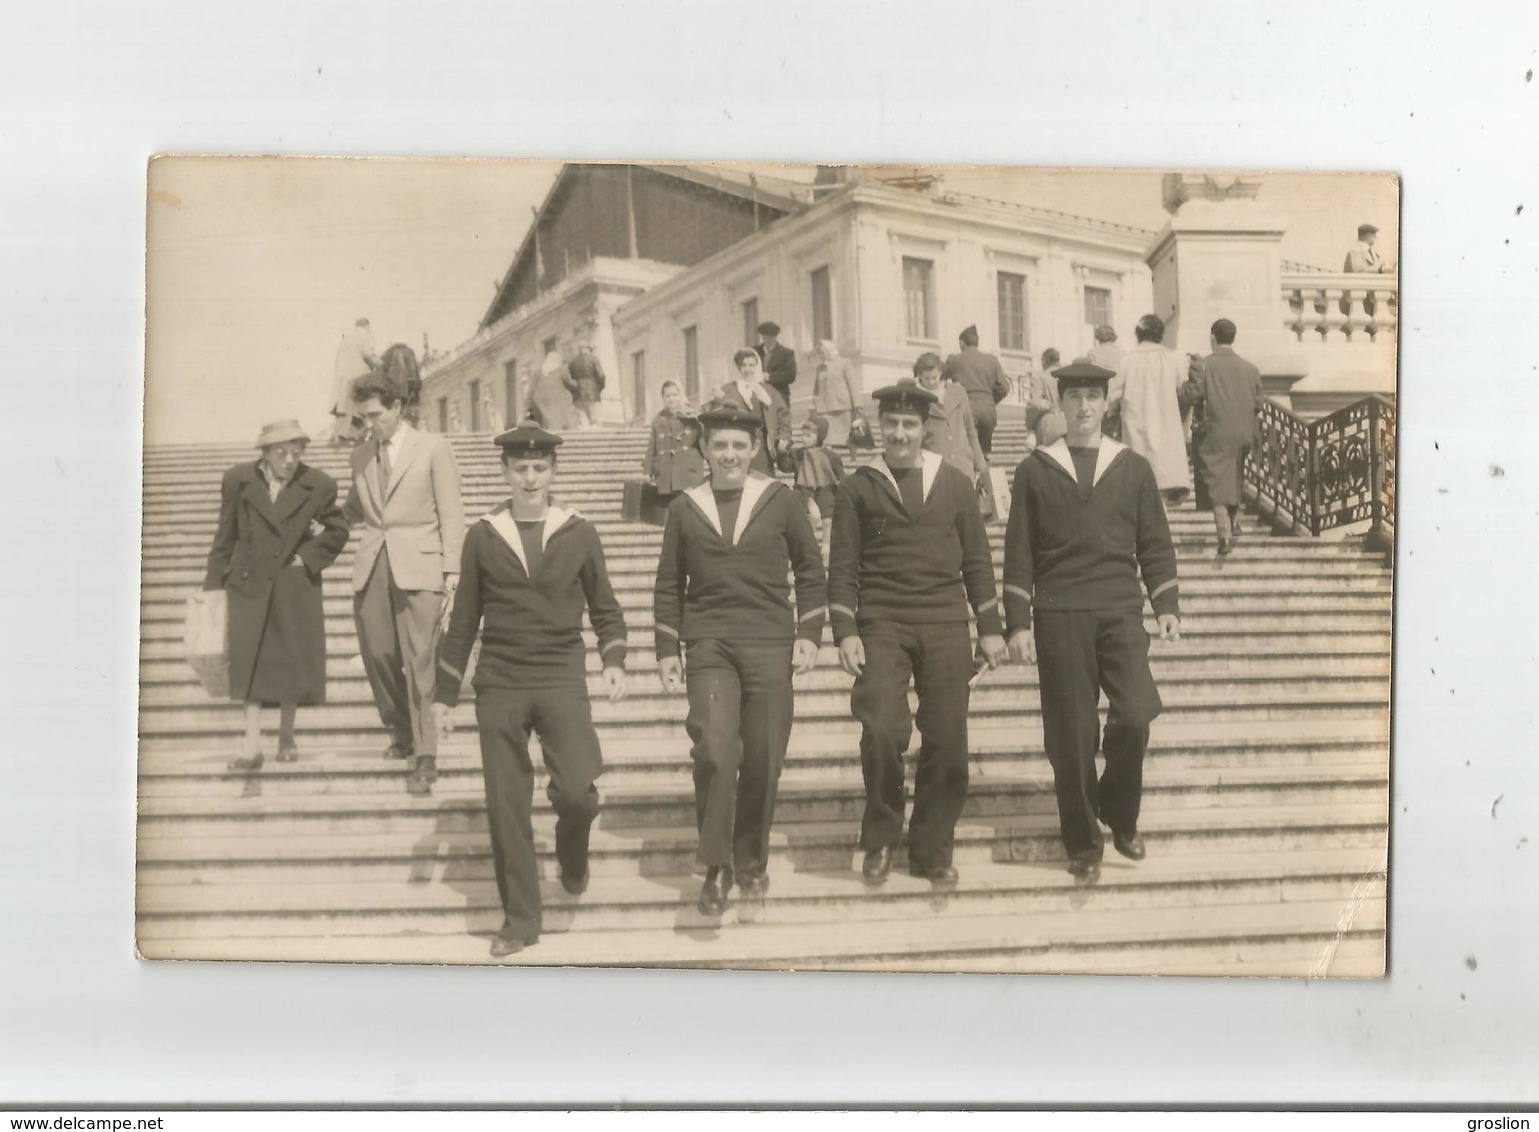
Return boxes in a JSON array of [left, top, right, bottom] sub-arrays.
[[481, 502, 582, 574], [682, 471, 780, 546], [861, 448, 944, 506], [1036, 436, 1128, 488]]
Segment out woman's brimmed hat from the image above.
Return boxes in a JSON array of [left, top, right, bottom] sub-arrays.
[[255, 419, 310, 448]]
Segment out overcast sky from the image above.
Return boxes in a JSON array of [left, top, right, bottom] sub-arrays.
[[144, 159, 1396, 445]]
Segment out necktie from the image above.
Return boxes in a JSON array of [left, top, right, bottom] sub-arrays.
[[377, 438, 392, 498]]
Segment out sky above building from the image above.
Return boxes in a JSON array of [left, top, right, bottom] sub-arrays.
[[144, 158, 1396, 445]]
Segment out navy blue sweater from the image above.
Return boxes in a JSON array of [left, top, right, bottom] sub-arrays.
[[1002, 439, 1181, 631], [826, 452, 1002, 643], [435, 505, 627, 704], [653, 475, 827, 657]]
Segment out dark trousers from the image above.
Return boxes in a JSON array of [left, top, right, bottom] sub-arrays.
[[971, 404, 998, 457], [474, 685, 604, 940], [683, 638, 794, 875], [850, 621, 974, 869], [353, 550, 442, 756], [1034, 610, 1163, 860]]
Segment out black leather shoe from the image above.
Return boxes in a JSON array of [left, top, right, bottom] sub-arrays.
[[908, 863, 960, 884], [384, 742, 413, 761], [861, 846, 894, 885], [1068, 855, 1102, 883], [490, 929, 536, 958], [1112, 829, 1146, 861], [697, 866, 733, 915], [405, 755, 437, 796], [1217, 538, 1234, 556], [560, 867, 590, 896], [227, 753, 263, 772]]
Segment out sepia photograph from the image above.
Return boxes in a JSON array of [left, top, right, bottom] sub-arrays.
[[138, 158, 1397, 975]]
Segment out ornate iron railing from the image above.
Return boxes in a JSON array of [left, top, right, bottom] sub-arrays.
[[1243, 394, 1395, 549]]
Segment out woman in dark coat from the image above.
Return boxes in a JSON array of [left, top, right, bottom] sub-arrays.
[[203, 419, 351, 770], [644, 379, 707, 495]]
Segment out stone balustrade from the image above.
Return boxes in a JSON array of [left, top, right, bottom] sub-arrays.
[[1281, 271, 1398, 345]]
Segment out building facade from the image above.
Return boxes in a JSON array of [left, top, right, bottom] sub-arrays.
[[420, 164, 1162, 430]]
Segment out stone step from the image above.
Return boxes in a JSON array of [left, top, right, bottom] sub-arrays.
[[135, 799, 1389, 886], [134, 845, 1386, 939], [139, 677, 1391, 732], [138, 744, 1387, 798], [142, 523, 1229, 551], [138, 702, 1389, 749], [137, 520, 1342, 548], [135, 643, 1392, 691], [136, 650, 1392, 703], [135, 627, 1393, 666], [133, 893, 1386, 975], [138, 605, 1397, 649], [135, 765, 1385, 842], [142, 503, 1225, 530], [136, 594, 1392, 637], [135, 759, 1389, 828], [827, 911, 1387, 977], [139, 714, 1388, 766], [137, 565, 1396, 604]]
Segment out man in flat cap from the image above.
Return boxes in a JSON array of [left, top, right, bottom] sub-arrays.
[[1342, 223, 1395, 317], [828, 384, 1008, 887], [942, 325, 1012, 457], [431, 421, 629, 958], [654, 404, 827, 917], [1343, 224, 1394, 274], [1002, 363, 1181, 884], [707, 349, 792, 477], [754, 321, 798, 400]]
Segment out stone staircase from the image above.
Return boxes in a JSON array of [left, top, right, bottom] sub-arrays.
[[135, 421, 1391, 975]]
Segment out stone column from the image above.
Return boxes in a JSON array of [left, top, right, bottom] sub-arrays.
[[1145, 173, 1307, 402]]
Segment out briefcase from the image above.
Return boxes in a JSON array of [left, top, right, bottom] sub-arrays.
[[622, 480, 670, 527]]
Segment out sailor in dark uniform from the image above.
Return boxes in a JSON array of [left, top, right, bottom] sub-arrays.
[[431, 421, 629, 958], [653, 405, 827, 916], [827, 384, 1008, 887], [1002, 364, 1182, 883]]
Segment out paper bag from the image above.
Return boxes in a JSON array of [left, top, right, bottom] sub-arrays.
[[184, 590, 230, 699]]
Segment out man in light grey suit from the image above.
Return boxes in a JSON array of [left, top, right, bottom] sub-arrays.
[[344, 371, 466, 794]]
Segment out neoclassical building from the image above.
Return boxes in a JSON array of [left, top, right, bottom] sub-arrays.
[[420, 164, 1158, 430]]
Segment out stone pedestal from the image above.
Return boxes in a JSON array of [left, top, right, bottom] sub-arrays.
[[1145, 174, 1307, 400]]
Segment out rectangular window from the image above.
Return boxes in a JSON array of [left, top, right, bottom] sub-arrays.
[[997, 271, 1028, 352], [542, 335, 558, 361], [902, 257, 935, 340], [468, 379, 482, 432], [437, 397, 448, 434], [683, 326, 699, 401], [810, 265, 833, 345], [503, 359, 519, 423], [742, 297, 759, 347], [1084, 285, 1113, 330]]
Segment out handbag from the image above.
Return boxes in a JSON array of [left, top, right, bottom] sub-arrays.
[[184, 590, 230, 699], [848, 412, 875, 450], [976, 472, 996, 521]]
